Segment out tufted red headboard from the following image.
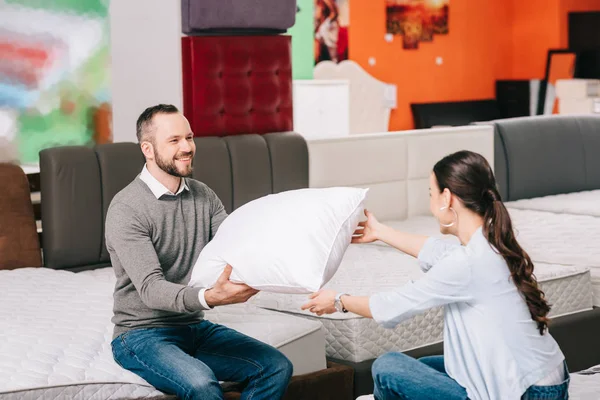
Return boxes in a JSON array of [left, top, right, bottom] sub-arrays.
[[181, 35, 293, 137]]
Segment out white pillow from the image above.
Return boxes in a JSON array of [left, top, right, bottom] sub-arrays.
[[189, 187, 368, 294]]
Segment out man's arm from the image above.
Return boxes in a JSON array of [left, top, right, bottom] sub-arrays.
[[106, 202, 208, 312]]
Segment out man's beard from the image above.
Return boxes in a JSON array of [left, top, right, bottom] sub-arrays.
[[154, 148, 194, 178]]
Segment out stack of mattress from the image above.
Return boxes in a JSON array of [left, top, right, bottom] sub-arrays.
[[250, 220, 594, 363], [180, 0, 296, 138], [0, 267, 326, 399]]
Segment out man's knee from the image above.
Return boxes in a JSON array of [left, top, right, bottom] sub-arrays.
[[277, 354, 294, 380], [266, 351, 294, 380], [182, 376, 222, 400]]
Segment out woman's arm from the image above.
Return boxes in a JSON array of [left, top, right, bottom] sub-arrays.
[[353, 210, 428, 258], [301, 290, 371, 318], [302, 249, 473, 327], [338, 294, 371, 318], [375, 225, 429, 258]]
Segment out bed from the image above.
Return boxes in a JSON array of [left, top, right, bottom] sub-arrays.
[[0, 267, 325, 400], [507, 209, 600, 306], [313, 60, 396, 135]]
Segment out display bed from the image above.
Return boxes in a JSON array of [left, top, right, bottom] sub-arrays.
[[0, 267, 329, 399]]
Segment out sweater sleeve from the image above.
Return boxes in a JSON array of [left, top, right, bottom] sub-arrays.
[[105, 202, 209, 313], [206, 186, 228, 240]]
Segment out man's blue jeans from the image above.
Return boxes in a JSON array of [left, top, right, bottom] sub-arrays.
[[372, 353, 569, 400], [111, 320, 293, 400]]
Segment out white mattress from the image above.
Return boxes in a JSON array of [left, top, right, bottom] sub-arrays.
[[0, 267, 326, 400], [569, 365, 600, 400], [506, 208, 600, 306], [506, 190, 600, 217], [250, 237, 593, 363]]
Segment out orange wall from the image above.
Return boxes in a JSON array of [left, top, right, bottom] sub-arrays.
[[509, 0, 600, 79], [509, 0, 560, 79], [349, 0, 600, 131], [349, 0, 513, 131]]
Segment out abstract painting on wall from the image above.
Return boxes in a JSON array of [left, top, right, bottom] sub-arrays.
[[0, 0, 111, 165], [386, 0, 449, 50], [314, 0, 349, 64]]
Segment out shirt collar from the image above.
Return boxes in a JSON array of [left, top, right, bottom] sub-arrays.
[[139, 164, 189, 199], [466, 226, 485, 249]]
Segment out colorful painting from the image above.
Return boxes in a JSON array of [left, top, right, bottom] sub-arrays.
[[314, 0, 349, 64], [386, 0, 449, 50], [0, 0, 111, 165]]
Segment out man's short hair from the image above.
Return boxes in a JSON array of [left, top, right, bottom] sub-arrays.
[[136, 104, 179, 143]]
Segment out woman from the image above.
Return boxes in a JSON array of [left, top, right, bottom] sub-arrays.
[[302, 151, 569, 400], [314, 0, 339, 63]]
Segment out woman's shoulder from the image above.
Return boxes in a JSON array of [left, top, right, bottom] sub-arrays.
[[443, 244, 471, 265]]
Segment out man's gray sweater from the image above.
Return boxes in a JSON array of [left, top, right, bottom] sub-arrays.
[[105, 177, 227, 339]]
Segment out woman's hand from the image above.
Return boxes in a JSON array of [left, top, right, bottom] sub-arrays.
[[352, 209, 383, 244], [301, 289, 337, 316]]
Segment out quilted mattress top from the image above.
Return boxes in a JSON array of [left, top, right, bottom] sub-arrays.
[[0, 267, 322, 393], [506, 190, 600, 217], [380, 212, 600, 269], [507, 208, 600, 268]]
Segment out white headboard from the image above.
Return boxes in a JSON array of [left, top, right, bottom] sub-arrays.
[[314, 60, 394, 134], [307, 125, 495, 221]]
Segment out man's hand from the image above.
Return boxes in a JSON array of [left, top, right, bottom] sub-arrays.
[[204, 265, 259, 307]]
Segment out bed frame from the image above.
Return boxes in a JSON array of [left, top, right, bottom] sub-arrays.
[[314, 60, 395, 135], [307, 125, 494, 221]]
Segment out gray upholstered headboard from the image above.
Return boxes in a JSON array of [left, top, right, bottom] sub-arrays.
[[491, 115, 600, 202], [39, 132, 308, 271]]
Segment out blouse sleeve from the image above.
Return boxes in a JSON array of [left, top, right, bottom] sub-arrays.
[[369, 247, 473, 329], [417, 237, 462, 272]]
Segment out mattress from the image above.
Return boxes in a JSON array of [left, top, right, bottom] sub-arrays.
[[249, 238, 593, 363], [0, 267, 326, 400], [506, 208, 600, 306], [568, 364, 600, 400], [506, 190, 600, 217]]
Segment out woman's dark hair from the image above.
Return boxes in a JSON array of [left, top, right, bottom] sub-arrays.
[[433, 150, 550, 335]]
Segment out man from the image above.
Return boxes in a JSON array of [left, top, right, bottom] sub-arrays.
[[106, 104, 293, 399]]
